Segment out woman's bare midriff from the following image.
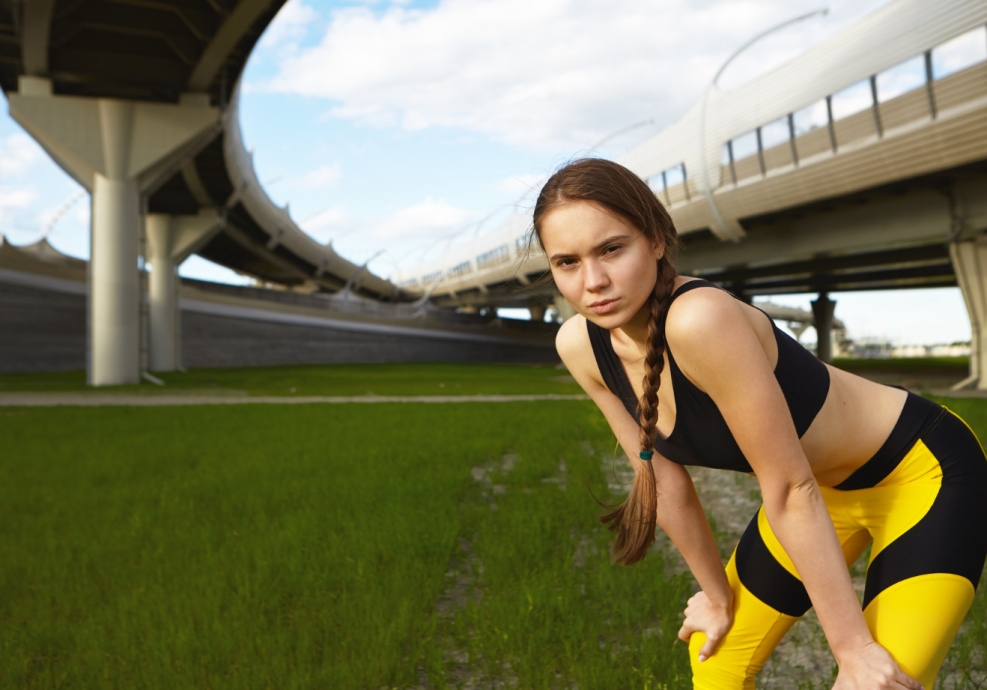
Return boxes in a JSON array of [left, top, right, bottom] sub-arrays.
[[802, 366, 908, 487]]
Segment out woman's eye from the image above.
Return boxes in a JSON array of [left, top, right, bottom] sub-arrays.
[[556, 259, 576, 268], [603, 244, 622, 254]]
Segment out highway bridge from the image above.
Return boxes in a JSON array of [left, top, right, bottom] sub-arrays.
[[395, 0, 987, 378], [4, 0, 987, 385], [1, 0, 429, 384]]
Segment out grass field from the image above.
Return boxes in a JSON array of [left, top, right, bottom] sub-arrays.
[[0, 363, 582, 397], [1, 362, 984, 689]]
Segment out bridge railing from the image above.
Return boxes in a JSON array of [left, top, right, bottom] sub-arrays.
[[722, 23, 987, 188]]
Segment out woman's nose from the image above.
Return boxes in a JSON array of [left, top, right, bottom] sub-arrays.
[[584, 260, 610, 291]]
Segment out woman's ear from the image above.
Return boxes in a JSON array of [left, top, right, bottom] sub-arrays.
[[652, 238, 666, 261]]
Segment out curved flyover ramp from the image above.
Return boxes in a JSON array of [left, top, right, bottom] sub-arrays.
[[1, 0, 542, 384], [398, 0, 987, 310], [0, 236, 558, 373]]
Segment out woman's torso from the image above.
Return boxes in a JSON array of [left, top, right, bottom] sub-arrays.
[[594, 277, 907, 486]]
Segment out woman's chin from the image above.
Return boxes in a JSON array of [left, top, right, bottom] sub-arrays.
[[582, 309, 630, 330]]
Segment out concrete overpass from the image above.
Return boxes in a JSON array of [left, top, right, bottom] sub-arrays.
[[1, 0, 417, 385], [395, 0, 987, 378], [0, 235, 558, 373]]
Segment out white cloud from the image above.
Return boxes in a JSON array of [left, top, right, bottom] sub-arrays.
[[258, 0, 893, 150], [0, 133, 43, 178], [299, 206, 348, 243], [297, 163, 342, 189], [0, 188, 42, 244], [498, 173, 546, 195], [371, 196, 470, 239], [259, 0, 320, 49], [0, 188, 39, 225]]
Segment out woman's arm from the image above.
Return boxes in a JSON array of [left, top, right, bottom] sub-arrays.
[[667, 291, 923, 689], [556, 317, 734, 657]]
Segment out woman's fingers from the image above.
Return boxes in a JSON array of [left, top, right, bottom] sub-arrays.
[[677, 620, 695, 643], [895, 669, 924, 690], [698, 632, 722, 662]]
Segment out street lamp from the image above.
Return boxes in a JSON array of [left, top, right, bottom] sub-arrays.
[[698, 8, 828, 240], [585, 118, 657, 156]]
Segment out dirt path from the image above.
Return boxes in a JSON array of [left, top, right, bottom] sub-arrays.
[[0, 393, 588, 407]]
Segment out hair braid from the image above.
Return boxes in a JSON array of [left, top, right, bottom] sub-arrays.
[[639, 259, 678, 452], [601, 259, 677, 565], [531, 157, 680, 566]]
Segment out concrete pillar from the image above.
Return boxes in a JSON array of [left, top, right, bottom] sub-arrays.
[[91, 173, 141, 382], [146, 211, 221, 372], [949, 238, 987, 389], [811, 292, 836, 363], [89, 101, 141, 383], [8, 78, 219, 385], [553, 293, 578, 322], [529, 300, 547, 322]]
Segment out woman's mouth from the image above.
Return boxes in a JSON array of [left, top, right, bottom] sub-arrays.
[[589, 298, 619, 314]]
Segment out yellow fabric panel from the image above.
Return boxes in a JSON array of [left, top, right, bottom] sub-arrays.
[[756, 507, 800, 580], [876, 438, 942, 488], [865, 573, 975, 690], [849, 440, 941, 560], [690, 554, 799, 690], [755, 492, 875, 582]]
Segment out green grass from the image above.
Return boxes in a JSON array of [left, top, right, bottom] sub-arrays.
[[0, 363, 581, 397], [0, 401, 690, 689], [1, 362, 984, 688]]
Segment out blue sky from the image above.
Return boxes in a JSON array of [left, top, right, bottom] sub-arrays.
[[0, 0, 976, 345]]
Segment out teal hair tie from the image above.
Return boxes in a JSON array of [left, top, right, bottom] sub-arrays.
[[639, 450, 654, 461]]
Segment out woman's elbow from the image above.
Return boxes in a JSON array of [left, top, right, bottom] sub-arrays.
[[761, 476, 821, 516]]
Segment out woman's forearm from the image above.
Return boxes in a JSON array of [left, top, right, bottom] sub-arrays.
[[764, 481, 873, 660], [656, 475, 732, 609]]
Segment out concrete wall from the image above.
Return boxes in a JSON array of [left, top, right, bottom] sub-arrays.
[[0, 282, 87, 372], [0, 281, 558, 373]]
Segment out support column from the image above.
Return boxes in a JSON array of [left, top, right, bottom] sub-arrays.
[[90, 101, 141, 383], [553, 293, 578, 322], [949, 238, 987, 389], [146, 211, 221, 372], [9, 79, 219, 385], [811, 292, 836, 363], [528, 299, 547, 322]]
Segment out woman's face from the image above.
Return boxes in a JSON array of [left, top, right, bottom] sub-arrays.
[[539, 200, 663, 329]]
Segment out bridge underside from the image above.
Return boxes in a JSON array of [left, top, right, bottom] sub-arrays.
[[679, 161, 987, 298]]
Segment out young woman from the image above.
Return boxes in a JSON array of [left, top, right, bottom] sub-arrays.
[[534, 158, 987, 690]]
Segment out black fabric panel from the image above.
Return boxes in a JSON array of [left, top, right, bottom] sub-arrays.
[[585, 278, 829, 475], [735, 510, 813, 618], [586, 320, 639, 419], [863, 412, 987, 609], [836, 394, 944, 491], [771, 324, 830, 436]]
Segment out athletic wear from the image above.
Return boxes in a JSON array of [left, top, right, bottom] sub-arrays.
[[690, 394, 987, 689], [586, 279, 829, 472], [582, 279, 987, 688]]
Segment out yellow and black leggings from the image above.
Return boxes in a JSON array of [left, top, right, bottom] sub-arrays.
[[689, 393, 987, 689]]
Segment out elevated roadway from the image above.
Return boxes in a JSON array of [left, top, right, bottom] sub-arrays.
[[396, 0, 987, 376], [0, 236, 557, 373], [1, 0, 413, 385]]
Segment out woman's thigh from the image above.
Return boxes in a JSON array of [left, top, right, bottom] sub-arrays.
[[859, 410, 987, 689], [689, 506, 869, 690]]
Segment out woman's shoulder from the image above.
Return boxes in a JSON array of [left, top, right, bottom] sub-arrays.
[[665, 279, 750, 351], [556, 313, 590, 361]]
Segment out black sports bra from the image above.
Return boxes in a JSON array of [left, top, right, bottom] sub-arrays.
[[587, 279, 831, 473]]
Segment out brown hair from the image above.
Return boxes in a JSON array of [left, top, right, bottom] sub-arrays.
[[532, 158, 679, 565]]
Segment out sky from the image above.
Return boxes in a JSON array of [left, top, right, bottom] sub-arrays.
[[0, 0, 975, 346]]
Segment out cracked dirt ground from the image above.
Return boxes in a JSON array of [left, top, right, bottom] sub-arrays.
[[427, 446, 982, 688]]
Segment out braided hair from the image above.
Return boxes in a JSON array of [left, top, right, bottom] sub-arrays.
[[533, 158, 680, 565]]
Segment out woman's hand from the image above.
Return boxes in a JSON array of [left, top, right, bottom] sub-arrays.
[[832, 641, 924, 690], [677, 590, 733, 661]]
